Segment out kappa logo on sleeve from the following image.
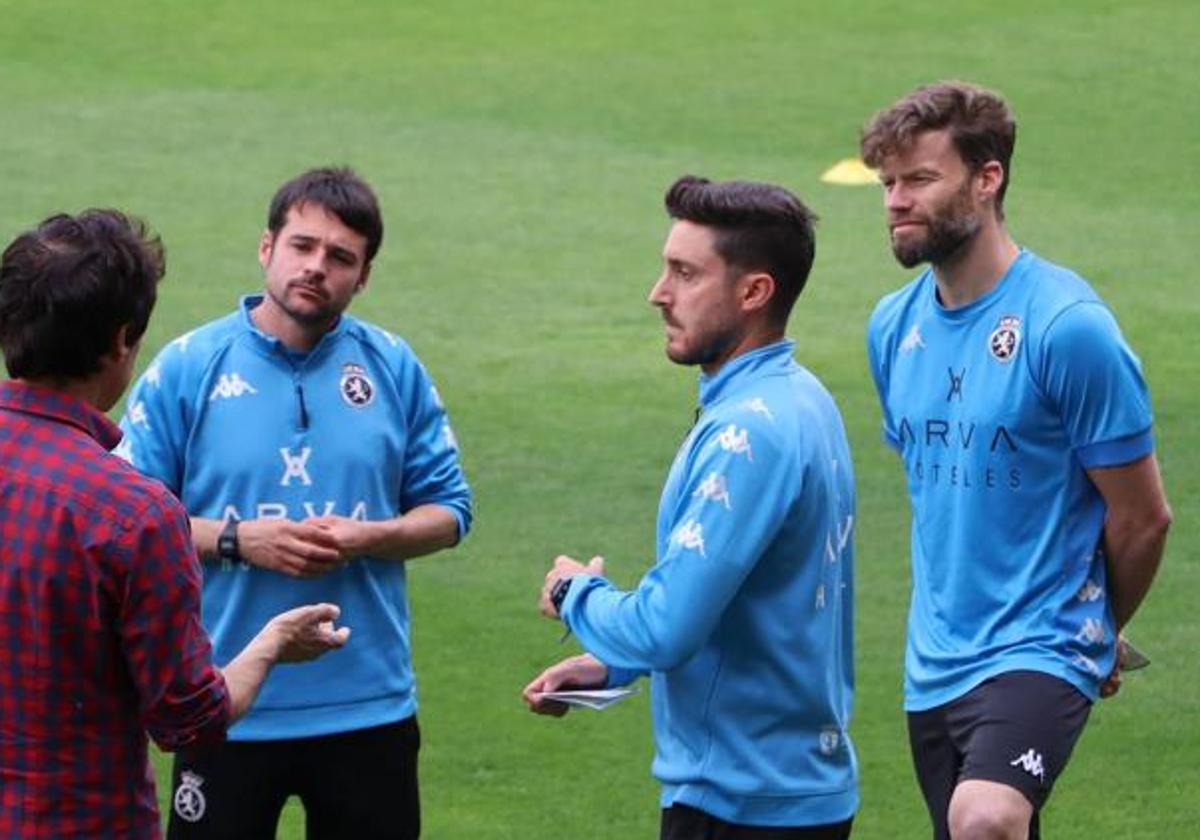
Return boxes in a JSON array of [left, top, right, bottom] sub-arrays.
[[144, 359, 162, 387], [1072, 653, 1102, 677], [126, 400, 149, 429], [693, 472, 732, 510], [442, 422, 459, 451], [742, 397, 775, 422], [171, 330, 197, 353], [715, 424, 753, 460], [900, 323, 926, 353], [673, 519, 707, 557], [1075, 618, 1106, 645]]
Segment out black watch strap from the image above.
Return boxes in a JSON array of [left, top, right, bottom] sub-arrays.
[[217, 517, 240, 562], [549, 577, 573, 616]]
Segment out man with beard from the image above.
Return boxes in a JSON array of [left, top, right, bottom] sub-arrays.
[[862, 81, 1171, 840], [118, 167, 472, 839], [525, 176, 858, 839]]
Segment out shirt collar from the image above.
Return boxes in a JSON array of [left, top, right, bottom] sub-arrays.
[[237, 294, 352, 359], [0, 380, 123, 450], [697, 339, 795, 408], [927, 248, 1033, 323]]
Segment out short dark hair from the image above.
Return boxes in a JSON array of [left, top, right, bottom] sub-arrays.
[[0, 209, 164, 380], [664, 175, 818, 325], [861, 81, 1017, 214], [267, 166, 383, 263]]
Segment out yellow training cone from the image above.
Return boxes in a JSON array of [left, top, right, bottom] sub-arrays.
[[820, 157, 879, 185]]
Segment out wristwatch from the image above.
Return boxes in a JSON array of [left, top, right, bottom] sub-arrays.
[[549, 577, 573, 617], [217, 517, 240, 562]]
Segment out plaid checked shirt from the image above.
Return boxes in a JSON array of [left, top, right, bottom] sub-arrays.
[[0, 380, 230, 839]]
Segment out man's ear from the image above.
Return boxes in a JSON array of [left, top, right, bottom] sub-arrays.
[[740, 271, 776, 314], [110, 324, 136, 362], [976, 160, 1005, 206], [258, 229, 275, 270]]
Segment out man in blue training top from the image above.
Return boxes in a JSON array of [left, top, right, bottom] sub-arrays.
[[862, 81, 1172, 840], [119, 167, 473, 839], [524, 176, 858, 839]]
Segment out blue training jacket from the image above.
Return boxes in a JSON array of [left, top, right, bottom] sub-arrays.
[[562, 340, 858, 828], [118, 296, 472, 740]]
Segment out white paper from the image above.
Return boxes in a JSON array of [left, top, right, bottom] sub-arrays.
[[536, 687, 640, 711], [1121, 638, 1151, 671]]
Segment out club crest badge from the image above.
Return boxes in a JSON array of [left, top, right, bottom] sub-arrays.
[[988, 315, 1022, 363], [340, 363, 375, 407], [819, 727, 841, 756], [173, 770, 207, 823]]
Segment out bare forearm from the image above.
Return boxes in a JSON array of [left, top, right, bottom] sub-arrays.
[[356, 504, 461, 562], [219, 629, 281, 721], [190, 517, 223, 559], [1106, 511, 1171, 630], [1088, 455, 1172, 632]]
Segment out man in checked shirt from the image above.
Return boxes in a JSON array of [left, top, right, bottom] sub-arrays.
[[0, 209, 350, 839]]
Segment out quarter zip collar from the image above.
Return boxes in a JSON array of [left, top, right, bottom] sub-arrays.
[[238, 294, 351, 365], [697, 339, 795, 410]]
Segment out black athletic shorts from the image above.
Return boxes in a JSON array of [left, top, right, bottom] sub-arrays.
[[167, 716, 420, 840], [660, 803, 853, 840], [907, 670, 1091, 840]]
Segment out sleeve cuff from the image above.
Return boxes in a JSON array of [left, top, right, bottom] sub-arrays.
[[1076, 428, 1154, 469], [604, 665, 645, 689]]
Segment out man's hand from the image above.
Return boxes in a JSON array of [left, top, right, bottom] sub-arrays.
[[1100, 665, 1122, 699], [522, 654, 608, 717], [238, 519, 344, 577], [1101, 636, 1138, 699], [261, 603, 352, 663], [539, 554, 604, 618], [222, 603, 351, 720], [306, 515, 380, 560]]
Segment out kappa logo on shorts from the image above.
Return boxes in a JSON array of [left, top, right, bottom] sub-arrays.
[[989, 315, 1022, 363], [173, 770, 207, 823], [340, 363, 376, 407], [1010, 748, 1046, 783]]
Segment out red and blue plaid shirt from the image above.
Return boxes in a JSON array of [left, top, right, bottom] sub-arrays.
[[0, 380, 230, 839]]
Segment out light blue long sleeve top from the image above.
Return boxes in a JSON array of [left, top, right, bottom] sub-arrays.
[[118, 296, 472, 740], [561, 340, 858, 828]]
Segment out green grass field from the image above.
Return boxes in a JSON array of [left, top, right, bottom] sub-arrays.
[[2, 1, 1197, 836]]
